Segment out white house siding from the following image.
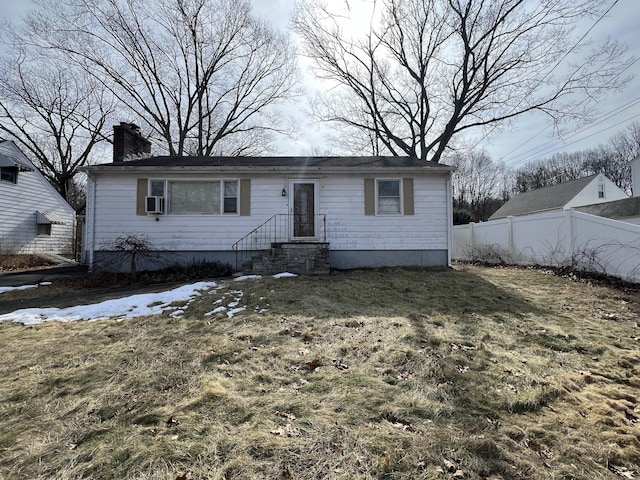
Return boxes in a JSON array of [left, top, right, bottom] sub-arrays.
[[323, 175, 450, 268], [0, 154, 75, 256], [87, 171, 450, 270], [564, 174, 628, 209], [91, 175, 288, 250]]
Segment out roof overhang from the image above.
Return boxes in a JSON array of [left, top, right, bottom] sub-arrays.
[[81, 160, 453, 177], [37, 210, 65, 224], [0, 152, 33, 171]]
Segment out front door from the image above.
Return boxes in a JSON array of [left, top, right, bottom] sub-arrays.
[[292, 182, 316, 238]]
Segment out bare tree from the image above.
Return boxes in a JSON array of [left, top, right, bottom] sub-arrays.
[[515, 122, 639, 194], [294, 0, 632, 162], [597, 121, 640, 192], [446, 148, 513, 220], [0, 48, 113, 210], [24, 0, 299, 157]]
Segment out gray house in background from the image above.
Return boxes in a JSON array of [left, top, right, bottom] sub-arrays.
[[489, 173, 628, 220], [575, 157, 640, 225], [0, 140, 76, 256]]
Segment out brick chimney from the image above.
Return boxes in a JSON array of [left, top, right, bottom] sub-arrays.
[[113, 122, 151, 163]]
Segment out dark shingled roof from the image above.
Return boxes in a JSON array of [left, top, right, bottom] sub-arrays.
[[490, 175, 597, 220], [575, 197, 640, 220], [84, 155, 451, 171]]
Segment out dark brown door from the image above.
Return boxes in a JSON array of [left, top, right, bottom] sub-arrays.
[[293, 183, 315, 237]]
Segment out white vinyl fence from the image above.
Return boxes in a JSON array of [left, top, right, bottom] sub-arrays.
[[453, 210, 640, 283]]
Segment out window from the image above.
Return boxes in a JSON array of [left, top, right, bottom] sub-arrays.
[[169, 181, 220, 214], [150, 179, 166, 197], [377, 179, 402, 214], [37, 223, 52, 236], [223, 180, 238, 214], [149, 179, 239, 215], [0, 167, 18, 183], [597, 184, 605, 199]]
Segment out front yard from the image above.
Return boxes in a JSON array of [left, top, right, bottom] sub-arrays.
[[0, 265, 638, 479]]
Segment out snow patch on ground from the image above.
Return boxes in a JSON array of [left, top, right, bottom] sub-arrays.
[[234, 275, 262, 282], [0, 272, 298, 324], [273, 272, 297, 278], [0, 281, 54, 295], [0, 281, 218, 325]]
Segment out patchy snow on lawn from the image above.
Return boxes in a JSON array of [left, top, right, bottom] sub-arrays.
[[0, 272, 298, 325], [0, 283, 41, 294], [234, 274, 262, 282], [0, 282, 219, 325], [273, 272, 297, 278], [235, 272, 297, 281]]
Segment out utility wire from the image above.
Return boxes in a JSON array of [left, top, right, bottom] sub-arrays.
[[472, 0, 621, 156], [504, 96, 640, 167], [507, 112, 640, 167], [496, 58, 640, 163]]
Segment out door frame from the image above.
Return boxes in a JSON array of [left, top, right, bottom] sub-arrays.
[[289, 179, 319, 240]]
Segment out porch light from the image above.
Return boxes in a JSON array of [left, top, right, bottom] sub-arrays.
[[282, 187, 287, 196]]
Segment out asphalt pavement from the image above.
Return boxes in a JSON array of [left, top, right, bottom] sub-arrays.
[[0, 265, 88, 288]]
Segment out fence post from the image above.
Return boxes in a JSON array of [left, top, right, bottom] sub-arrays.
[[508, 216, 515, 260], [469, 222, 475, 259], [567, 210, 574, 263]]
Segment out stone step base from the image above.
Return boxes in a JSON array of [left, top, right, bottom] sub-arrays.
[[244, 242, 330, 275]]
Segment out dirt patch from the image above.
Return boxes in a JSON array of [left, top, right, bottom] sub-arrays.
[[0, 254, 56, 272]]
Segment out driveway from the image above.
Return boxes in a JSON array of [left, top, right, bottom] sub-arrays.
[[0, 265, 89, 288]]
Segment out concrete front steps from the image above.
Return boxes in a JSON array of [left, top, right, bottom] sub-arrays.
[[242, 242, 330, 275]]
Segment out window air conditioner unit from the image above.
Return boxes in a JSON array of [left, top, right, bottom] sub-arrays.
[[145, 196, 165, 214]]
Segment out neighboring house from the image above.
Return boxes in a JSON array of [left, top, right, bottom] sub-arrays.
[[81, 155, 453, 273], [575, 197, 640, 225], [453, 162, 640, 283], [0, 140, 76, 256], [489, 173, 628, 220], [574, 156, 640, 225]]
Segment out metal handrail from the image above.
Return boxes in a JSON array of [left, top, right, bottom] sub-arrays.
[[232, 214, 327, 270]]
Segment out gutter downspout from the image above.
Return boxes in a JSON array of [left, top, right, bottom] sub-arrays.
[[85, 175, 97, 270], [446, 174, 453, 267]]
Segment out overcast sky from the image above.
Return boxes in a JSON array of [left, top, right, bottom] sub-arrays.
[[2, 0, 639, 167]]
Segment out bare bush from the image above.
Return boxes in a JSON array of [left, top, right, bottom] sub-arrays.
[[98, 233, 165, 278]]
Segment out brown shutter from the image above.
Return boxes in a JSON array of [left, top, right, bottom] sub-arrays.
[[240, 179, 251, 216], [136, 178, 148, 216], [403, 178, 414, 215], [364, 178, 375, 215]]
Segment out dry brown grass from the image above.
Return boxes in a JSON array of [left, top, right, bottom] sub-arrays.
[[0, 265, 639, 479], [0, 254, 55, 271]]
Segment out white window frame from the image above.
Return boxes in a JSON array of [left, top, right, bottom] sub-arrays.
[[222, 179, 239, 215], [597, 183, 605, 199], [375, 178, 403, 215], [148, 178, 239, 215], [149, 179, 166, 197]]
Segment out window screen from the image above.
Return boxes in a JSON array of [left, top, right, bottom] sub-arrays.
[[377, 179, 401, 214], [169, 181, 220, 214]]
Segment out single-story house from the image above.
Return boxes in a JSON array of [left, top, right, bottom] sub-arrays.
[[574, 156, 640, 225], [0, 140, 76, 256], [489, 173, 628, 221], [575, 197, 640, 225], [81, 155, 453, 274]]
